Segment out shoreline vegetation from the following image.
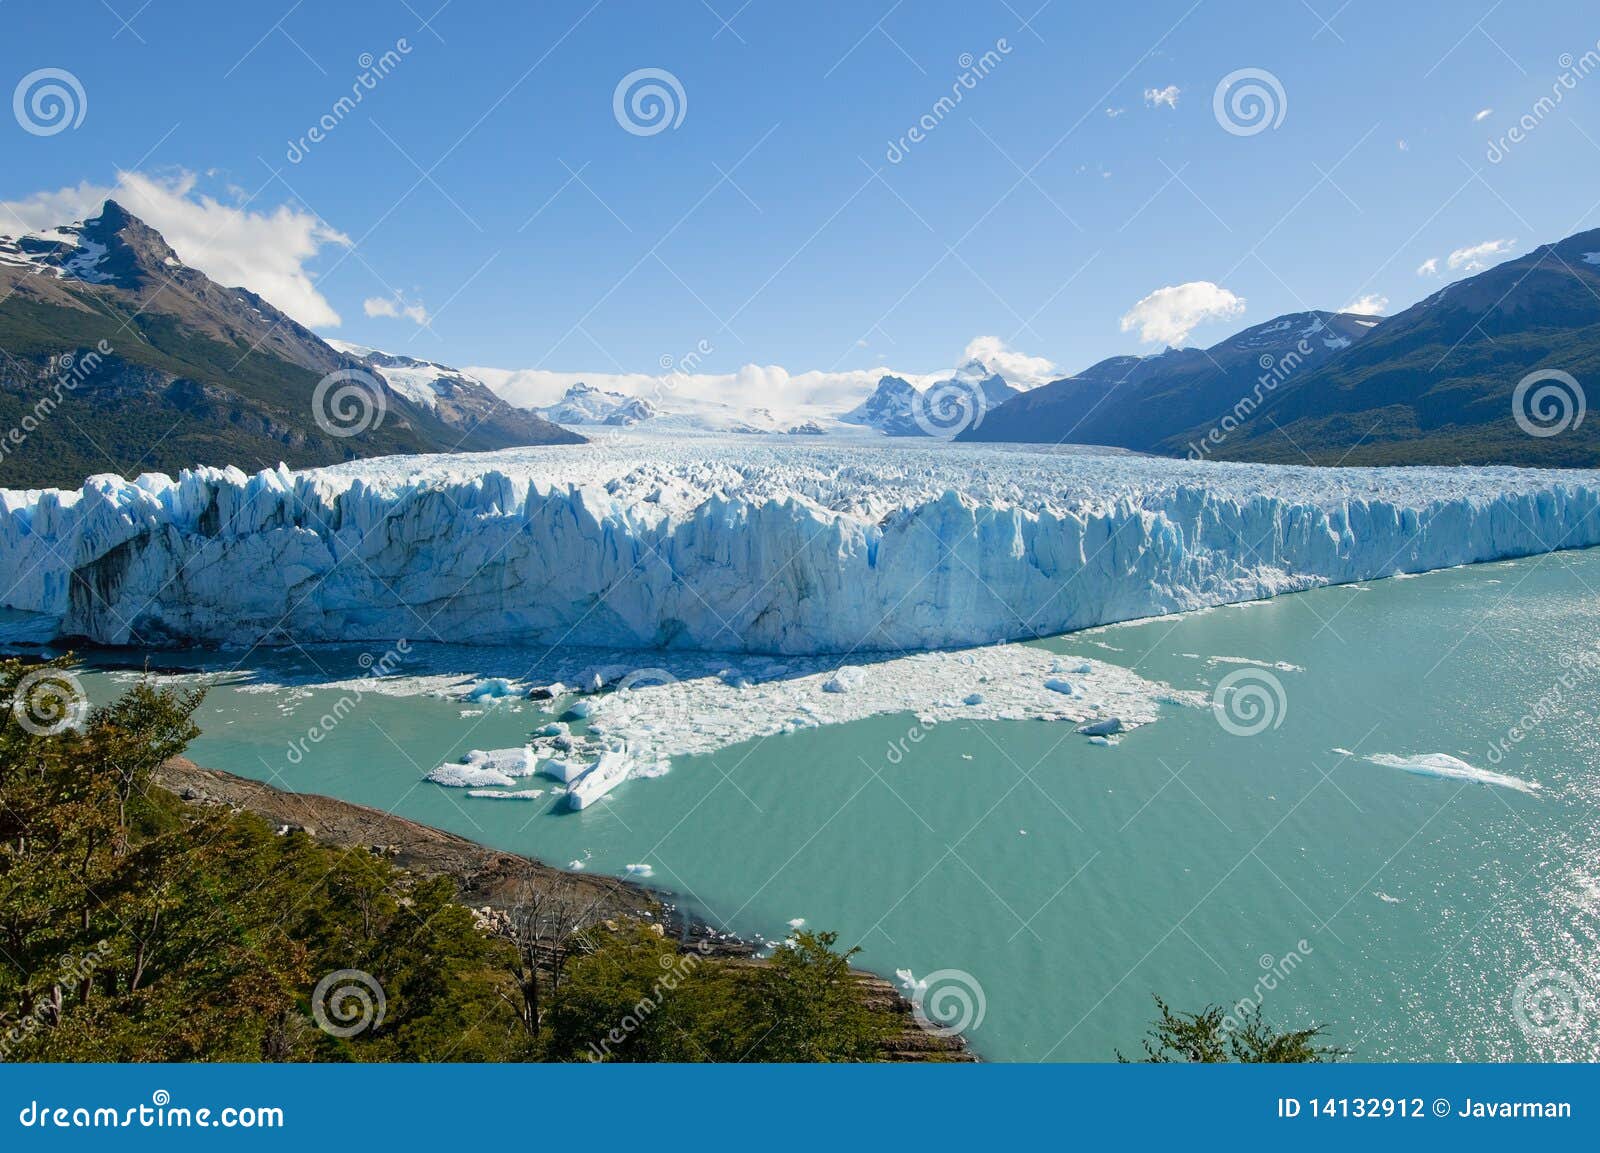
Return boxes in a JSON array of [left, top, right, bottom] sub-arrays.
[[1, 660, 971, 1062]]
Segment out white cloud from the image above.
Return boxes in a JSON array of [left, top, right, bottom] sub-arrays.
[[469, 338, 1060, 415], [961, 335, 1058, 387], [0, 171, 350, 327], [1119, 281, 1245, 346], [1105, 106, 1125, 118], [1343, 293, 1389, 315], [1143, 85, 1180, 109], [1416, 257, 1440, 277], [364, 293, 430, 326], [1397, 138, 1409, 152], [1446, 238, 1516, 272], [1473, 108, 1493, 122]]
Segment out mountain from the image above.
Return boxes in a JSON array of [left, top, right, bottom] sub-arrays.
[[958, 311, 1375, 454], [0, 201, 581, 491], [535, 382, 659, 426], [529, 381, 778, 435], [840, 360, 1023, 437], [840, 375, 926, 436], [1206, 232, 1600, 466], [325, 341, 569, 450]]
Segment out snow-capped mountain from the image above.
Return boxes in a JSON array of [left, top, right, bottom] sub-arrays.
[[529, 381, 784, 435], [0, 201, 580, 489], [840, 359, 1022, 437], [326, 341, 569, 449]]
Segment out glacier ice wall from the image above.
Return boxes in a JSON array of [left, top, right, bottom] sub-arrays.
[[1, 441, 1598, 653]]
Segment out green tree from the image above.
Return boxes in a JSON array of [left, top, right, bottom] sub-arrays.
[[1123, 996, 1345, 1063]]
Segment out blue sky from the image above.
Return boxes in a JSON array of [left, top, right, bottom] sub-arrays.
[[6, 0, 1600, 401]]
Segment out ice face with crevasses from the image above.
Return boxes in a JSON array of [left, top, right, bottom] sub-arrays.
[[2, 437, 1598, 654]]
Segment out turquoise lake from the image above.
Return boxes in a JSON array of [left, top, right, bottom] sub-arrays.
[[62, 547, 1600, 1061]]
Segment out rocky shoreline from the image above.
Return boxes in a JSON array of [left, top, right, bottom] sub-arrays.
[[155, 757, 974, 1061]]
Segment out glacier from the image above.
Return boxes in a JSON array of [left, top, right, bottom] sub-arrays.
[[2, 437, 1599, 654]]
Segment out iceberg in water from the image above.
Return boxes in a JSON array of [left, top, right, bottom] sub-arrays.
[[2, 442, 1599, 654], [1363, 752, 1540, 795], [566, 748, 634, 810]]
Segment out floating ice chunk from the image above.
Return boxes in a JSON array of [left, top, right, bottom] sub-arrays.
[[1088, 735, 1113, 746], [537, 757, 589, 783], [624, 862, 654, 877], [528, 682, 569, 700], [466, 788, 544, 800], [1077, 717, 1124, 737], [566, 749, 634, 809], [426, 763, 517, 788], [1373, 891, 1405, 904], [964, 692, 985, 705], [1363, 752, 1540, 795], [1044, 677, 1076, 695], [568, 859, 587, 870], [821, 666, 866, 693], [1206, 656, 1304, 672], [565, 699, 593, 719], [463, 746, 536, 776], [465, 677, 516, 701], [536, 722, 568, 737]]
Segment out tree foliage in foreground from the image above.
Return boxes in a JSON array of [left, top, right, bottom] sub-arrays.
[[1123, 996, 1346, 1063], [0, 659, 898, 1062]]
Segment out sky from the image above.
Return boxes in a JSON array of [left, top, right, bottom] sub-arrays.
[[5, 1, 1600, 409]]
